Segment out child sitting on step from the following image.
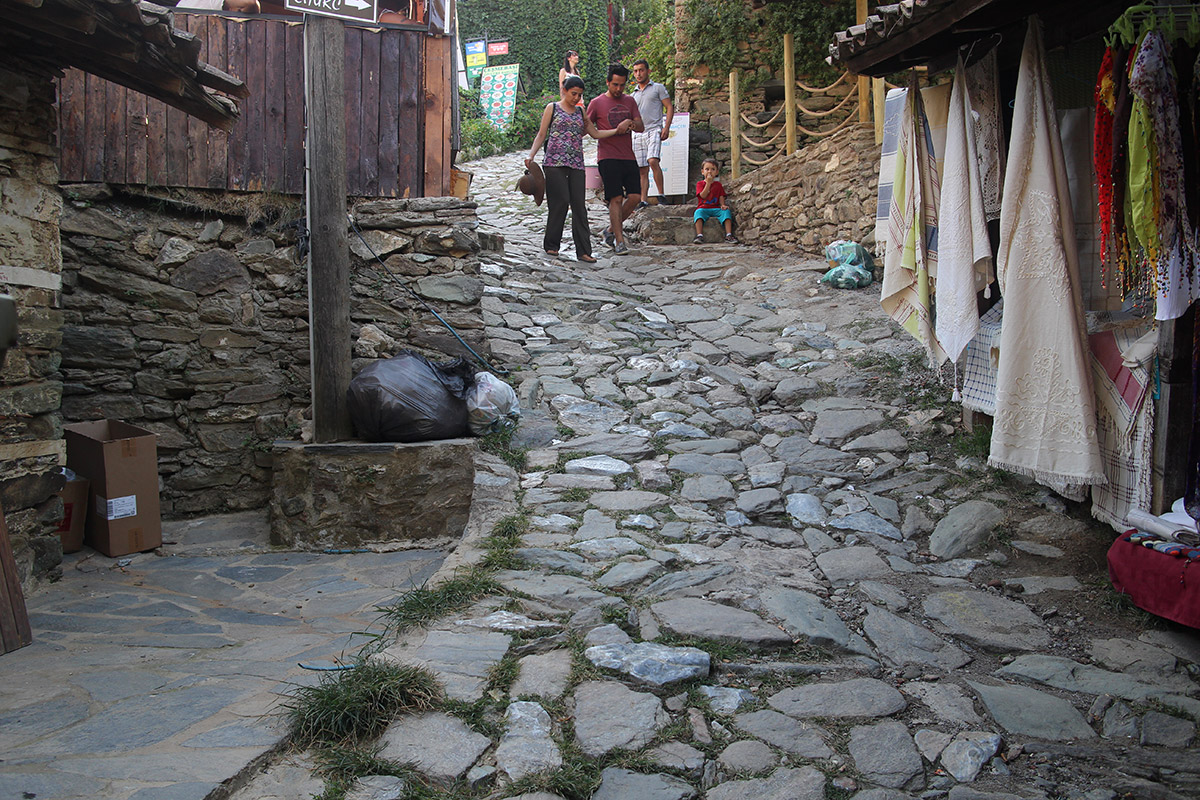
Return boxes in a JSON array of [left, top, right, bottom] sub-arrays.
[[692, 158, 738, 244]]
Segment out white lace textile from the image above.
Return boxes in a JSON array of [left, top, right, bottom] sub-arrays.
[[936, 58, 994, 364], [965, 48, 1004, 221], [988, 17, 1106, 500]]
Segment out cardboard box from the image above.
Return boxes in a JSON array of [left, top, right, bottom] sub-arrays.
[[64, 420, 161, 557], [55, 477, 89, 554]]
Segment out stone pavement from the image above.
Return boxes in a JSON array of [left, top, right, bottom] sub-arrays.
[[7, 150, 1200, 800], [0, 513, 444, 800], [290, 152, 1196, 800]]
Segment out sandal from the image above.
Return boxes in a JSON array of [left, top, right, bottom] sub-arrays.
[[545, 249, 559, 256], [578, 254, 598, 263]]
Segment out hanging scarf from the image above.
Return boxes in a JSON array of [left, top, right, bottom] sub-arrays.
[[1128, 30, 1198, 321], [1094, 47, 1116, 273], [988, 17, 1105, 499], [880, 72, 947, 367], [1110, 44, 1136, 298]]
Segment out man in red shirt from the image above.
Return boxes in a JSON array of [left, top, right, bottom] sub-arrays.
[[586, 64, 643, 255]]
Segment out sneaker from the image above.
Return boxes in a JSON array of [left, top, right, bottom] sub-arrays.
[[692, 234, 705, 244], [725, 234, 739, 244], [614, 242, 630, 255], [658, 195, 667, 205], [603, 228, 615, 248], [636, 201, 649, 209]]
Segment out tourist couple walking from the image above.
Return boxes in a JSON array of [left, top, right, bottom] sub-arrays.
[[525, 61, 672, 260]]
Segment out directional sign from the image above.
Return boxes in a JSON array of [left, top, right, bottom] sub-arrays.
[[465, 39, 487, 84], [286, 0, 377, 24]]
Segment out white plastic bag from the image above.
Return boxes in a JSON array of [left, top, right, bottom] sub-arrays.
[[466, 372, 521, 435]]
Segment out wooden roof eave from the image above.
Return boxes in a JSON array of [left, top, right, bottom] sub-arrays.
[[0, 0, 241, 129]]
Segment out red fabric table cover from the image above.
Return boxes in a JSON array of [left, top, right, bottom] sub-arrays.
[[1108, 534, 1200, 629]]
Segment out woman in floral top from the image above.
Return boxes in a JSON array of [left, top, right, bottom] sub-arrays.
[[527, 75, 631, 262]]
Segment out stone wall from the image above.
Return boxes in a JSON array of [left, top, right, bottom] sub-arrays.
[[0, 57, 67, 590], [727, 123, 879, 254], [58, 193, 485, 521]]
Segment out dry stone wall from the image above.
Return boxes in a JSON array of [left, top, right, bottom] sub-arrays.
[[727, 124, 879, 254], [59, 193, 486, 518], [0, 59, 67, 589]]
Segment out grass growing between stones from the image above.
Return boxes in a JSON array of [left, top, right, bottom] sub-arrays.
[[376, 568, 503, 635], [311, 745, 470, 800], [441, 696, 507, 739], [952, 425, 992, 459], [478, 425, 528, 472], [558, 487, 593, 503], [479, 511, 530, 571], [283, 661, 443, 747], [652, 632, 759, 664]]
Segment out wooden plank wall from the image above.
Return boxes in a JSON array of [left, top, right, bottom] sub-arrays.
[[57, 15, 436, 198]]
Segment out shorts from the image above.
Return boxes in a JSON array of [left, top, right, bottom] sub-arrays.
[[631, 129, 663, 166], [598, 159, 641, 202], [694, 208, 733, 224]]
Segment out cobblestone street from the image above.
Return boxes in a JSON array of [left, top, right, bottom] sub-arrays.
[[261, 153, 1197, 800]]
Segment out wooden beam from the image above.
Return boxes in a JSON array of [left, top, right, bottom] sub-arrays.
[[304, 14, 353, 442]]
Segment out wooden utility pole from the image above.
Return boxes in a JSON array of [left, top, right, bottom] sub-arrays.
[[857, 0, 871, 126], [304, 15, 354, 442], [729, 70, 740, 180], [783, 33, 796, 156]]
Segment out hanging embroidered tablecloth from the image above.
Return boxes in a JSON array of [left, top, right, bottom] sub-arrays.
[[987, 17, 1106, 501]]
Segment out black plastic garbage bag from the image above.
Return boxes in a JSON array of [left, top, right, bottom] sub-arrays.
[[347, 351, 476, 442]]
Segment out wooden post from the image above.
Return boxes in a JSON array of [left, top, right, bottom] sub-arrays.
[[729, 70, 740, 180], [873, 77, 886, 144], [0, 504, 33, 655], [783, 32, 796, 156], [304, 16, 354, 442], [857, 0, 871, 126]]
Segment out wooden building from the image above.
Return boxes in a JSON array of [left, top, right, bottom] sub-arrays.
[[56, 3, 457, 197]]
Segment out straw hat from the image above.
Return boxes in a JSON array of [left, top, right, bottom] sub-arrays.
[[517, 159, 545, 206]]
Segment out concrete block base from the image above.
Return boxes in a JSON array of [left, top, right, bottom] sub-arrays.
[[269, 439, 476, 549]]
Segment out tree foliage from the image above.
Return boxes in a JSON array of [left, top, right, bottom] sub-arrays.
[[620, 14, 677, 95], [458, 0, 612, 97], [612, 0, 672, 61], [763, 0, 856, 82], [681, 0, 755, 80]]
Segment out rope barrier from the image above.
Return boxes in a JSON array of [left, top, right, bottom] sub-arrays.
[[740, 126, 785, 148], [795, 85, 858, 119], [742, 150, 783, 167], [740, 106, 785, 129]]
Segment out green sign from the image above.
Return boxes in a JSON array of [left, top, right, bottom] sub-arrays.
[[479, 64, 519, 130]]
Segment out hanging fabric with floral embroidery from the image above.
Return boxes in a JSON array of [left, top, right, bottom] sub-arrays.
[[988, 17, 1105, 500], [1128, 30, 1199, 320]]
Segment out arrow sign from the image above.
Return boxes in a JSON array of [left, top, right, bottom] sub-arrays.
[[286, 0, 377, 24]]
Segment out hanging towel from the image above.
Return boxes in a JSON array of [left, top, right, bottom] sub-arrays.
[[936, 58, 994, 363], [987, 17, 1105, 501], [881, 73, 947, 367]]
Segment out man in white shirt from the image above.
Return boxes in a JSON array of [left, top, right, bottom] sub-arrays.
[[630, 59, 673, 206]]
